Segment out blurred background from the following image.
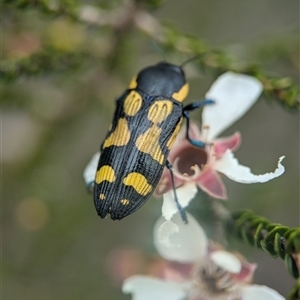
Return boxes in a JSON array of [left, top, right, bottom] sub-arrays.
[[2, 0, 299, 299]]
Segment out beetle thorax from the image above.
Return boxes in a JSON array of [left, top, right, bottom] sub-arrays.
[[134, 62, 189, 102]]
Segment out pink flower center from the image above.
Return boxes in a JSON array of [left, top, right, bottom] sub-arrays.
[[176, 146, 208, 176]]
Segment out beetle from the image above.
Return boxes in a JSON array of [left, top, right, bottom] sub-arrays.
[[94, 61, 214, 222]]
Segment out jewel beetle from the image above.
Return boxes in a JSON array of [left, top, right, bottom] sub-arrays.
[[93, 61, 214, 222]]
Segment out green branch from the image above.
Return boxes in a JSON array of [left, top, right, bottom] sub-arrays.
[[0, 47, 92, 81], [289, 279, 300, 300], [227, 210, 300, 299], [139, 24, 300, 110], [3, 0, 79, 19], [2, 1, 299, 109], [228, 210, 299, 276]]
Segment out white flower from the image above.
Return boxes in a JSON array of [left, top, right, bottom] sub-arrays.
[[83, 72, 285, 221], [156, 72, 285, 220], [123, 213, 285, 300], [83, 151, 100, 188]]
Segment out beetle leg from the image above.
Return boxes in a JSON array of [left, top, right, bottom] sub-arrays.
[[183, 99, 215, 148], [183, 99, 215, 112], [166, 160, 188, 224], [183, 110, 206, 148]]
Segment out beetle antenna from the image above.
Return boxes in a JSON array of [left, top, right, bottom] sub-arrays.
[[181, 53, 206, 68]]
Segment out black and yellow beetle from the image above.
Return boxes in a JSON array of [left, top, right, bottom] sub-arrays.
[[94, 61, 214, 221]]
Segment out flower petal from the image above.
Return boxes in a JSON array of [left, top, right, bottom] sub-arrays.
[[83, 152, 100, 186], [213, 132, 241, 158], [242, 284, 285, 300], [162, 183, 198, 220], [210, 250, 241, 274], [168, 124, 202, 163], [155, 169, 185, 197], [154, 212, 208, 263], [214, 150, 285, 183], [122, 275, 190, 300], [196, 168, 227, 199], [233, 260, 257, 283], [203, 72, 263, 140]]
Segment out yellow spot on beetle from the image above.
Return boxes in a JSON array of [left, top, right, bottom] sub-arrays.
[[95, 165, 116, 184], [148, 100, 173, 124], [128, 75, 138, 89], [135, 125, 164, 164], [123, 91, 142, 116], [166, 118, 182, 149], [99, 193, 106, 200], [172, 83, 189, 102], [120, 199, 130, 205], [123, 172, 152, 196], [103, 118, 130, 148]]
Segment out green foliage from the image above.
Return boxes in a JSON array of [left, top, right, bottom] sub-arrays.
[[1, 47, 90, 81], [2, 0, 299, 109], [147, 25, 300, 110], [289, 279, 300, 300], [3, 0, 79, 19], [227, 210, 300, 299]]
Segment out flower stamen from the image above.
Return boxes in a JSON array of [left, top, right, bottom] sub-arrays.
[[190, 259, 241, 300]]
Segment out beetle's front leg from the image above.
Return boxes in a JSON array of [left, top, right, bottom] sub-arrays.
[[183, 99, 215, 148], [166, 160, 188, 224]]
